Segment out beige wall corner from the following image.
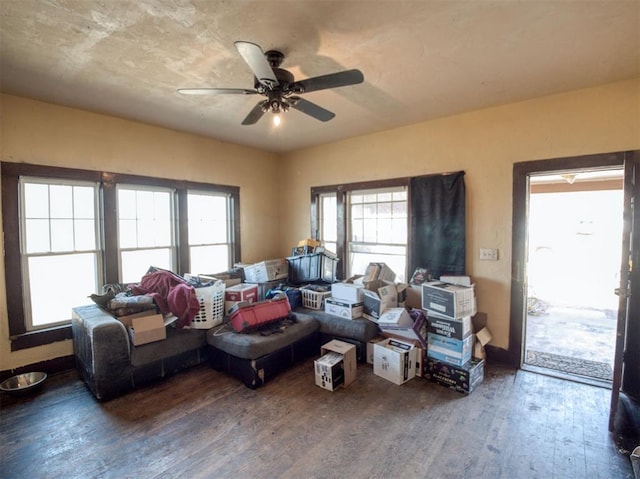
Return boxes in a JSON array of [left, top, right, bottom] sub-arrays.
[[278, 78, 640, 351], [0, 94, 280, 371]]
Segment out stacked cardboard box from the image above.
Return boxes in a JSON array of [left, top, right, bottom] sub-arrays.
[[314, 340, 357, 391], [422, 280, 485, 394], [373, 338, 418, 385], [325, 278, 364, 319]]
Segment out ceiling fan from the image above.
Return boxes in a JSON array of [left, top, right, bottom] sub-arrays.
[[177, 41, 364, 125]]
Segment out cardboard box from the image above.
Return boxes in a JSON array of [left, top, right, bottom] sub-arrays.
[[314, 352, 345, 391], [367, 335, 389, 365], [244, 279, 281, 301], [118, 312, 166, 346], [315, 339, 357, 390], [427, 333, 473, 366], [404, 284, 422, 309], [362, 282, 397, 322], [474, 326, 493, 359], [242, 259, 288, 283], [422, 282, 476, 319], [331, 282, 365, 302], [324, 298, 363, 319], [425, 358, 485, 395], [379, 309, 427, 349], [439, 275, 472, 287], [363, 262, 396, 283], [378, 334, 426, 377], [224, 283, 259, 313], [377, 307, 413, 328], [373, 338, 417, 385], [427, 312, 472, 340]]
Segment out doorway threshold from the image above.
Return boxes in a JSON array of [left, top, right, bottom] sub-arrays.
[[521, 363, 612, 389]]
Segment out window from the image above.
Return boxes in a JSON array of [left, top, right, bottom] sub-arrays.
[[117, 186, 175, 283], [20, 178, 102, 330], [311, 179, 409, 282], [348, 187, 407, 281], [187, 190, 233, 274], [2, 162, 240, 350], [318, 193, 337, 254]]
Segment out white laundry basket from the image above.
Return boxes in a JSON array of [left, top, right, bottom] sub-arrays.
[[190, 280, 226, 329]]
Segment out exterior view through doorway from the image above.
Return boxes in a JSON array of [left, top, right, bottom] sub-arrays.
[[523, 169, 624, 385]]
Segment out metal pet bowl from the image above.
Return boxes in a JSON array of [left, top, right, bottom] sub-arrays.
[[0, 372, 47, 396]]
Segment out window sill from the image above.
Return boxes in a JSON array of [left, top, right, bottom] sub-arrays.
[[10, 324, 73, 351]]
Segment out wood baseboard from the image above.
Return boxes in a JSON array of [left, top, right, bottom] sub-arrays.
[[0, 355, 76, 382]]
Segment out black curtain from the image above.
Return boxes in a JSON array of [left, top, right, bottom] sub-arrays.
[[409, 171, 466, 280]]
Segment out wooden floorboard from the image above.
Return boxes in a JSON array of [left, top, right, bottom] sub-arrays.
[[0, 359, 633, 479]]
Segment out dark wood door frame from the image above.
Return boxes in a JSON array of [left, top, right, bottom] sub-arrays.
[[509, 151, 628, 368]]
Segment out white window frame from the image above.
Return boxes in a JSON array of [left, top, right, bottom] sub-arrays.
[[346, 186, 408, 281], [116, 184, 177, 283], [19, 177, 103, 330], [187, 189, 234, 274], [318, 192, 338, 254]]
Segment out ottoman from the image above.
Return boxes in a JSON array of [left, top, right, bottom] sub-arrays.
[[207, 312, 320, 389]]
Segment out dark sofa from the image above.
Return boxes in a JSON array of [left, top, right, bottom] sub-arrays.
[[72, 304, 209, 401]]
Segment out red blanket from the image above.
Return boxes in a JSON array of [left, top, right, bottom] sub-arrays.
[[130, 269, 199, 329]]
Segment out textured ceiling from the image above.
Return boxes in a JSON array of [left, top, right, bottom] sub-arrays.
[[1, 1, 639, 153]]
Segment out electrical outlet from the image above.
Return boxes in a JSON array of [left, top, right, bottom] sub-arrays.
[[479, 248, 498, 261]]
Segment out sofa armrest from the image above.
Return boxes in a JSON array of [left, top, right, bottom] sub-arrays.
[[71, 305, 132, 400]]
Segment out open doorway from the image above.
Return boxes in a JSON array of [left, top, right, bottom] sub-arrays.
[[523, 169, 624, 385]]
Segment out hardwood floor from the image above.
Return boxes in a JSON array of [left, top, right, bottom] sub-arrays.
[[0, 359, 633, 479]]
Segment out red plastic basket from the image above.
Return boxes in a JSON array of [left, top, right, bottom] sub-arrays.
[[228, 297, 291, 333]]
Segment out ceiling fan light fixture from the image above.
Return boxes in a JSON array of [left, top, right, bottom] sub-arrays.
[[273, 113, 281, 127]]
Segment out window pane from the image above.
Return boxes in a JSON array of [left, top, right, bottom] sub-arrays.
[[154, 192, 171, 220], [377, 219, 393, 243], [137, 219, 156, 247], [25, 219, 50, 253], [50, 219, 74, 251], [393, 190, 407, 201], [121, 249, 173, 284], [320, 195, 337, 244], [188, 193, 228, 244], [346, 186, 408, 281], [24, 183, 49, 218], [351, 204, 363, 220], [73, 186, 95, 219], [28, 253, 98, 327], [187, 192, 230, 268], [74, 219, 96, 251], [49, 185, 73, 219], [378, 202, 392, 217], [351, 219, 363, 242], [190, 245, 229, 274], [119, 219, 137, 248], [136, 190, 155, 218], [117, 186, 174, 271], [363, 220, 378, 242], [349, 250, 407, 283], [153, 219, 172, 246], [324, 242, 337, 255], [391, 218, 407, 244], [363, 203, 377, 219], [118, 189, 137, 219]]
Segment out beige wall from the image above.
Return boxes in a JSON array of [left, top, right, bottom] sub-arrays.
[[0, 94, 281, 370], [2, 78, 639, 370], [279, 78, 640, 350]]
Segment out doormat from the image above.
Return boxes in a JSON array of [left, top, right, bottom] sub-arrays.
[[526, 350, 613, 381]]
